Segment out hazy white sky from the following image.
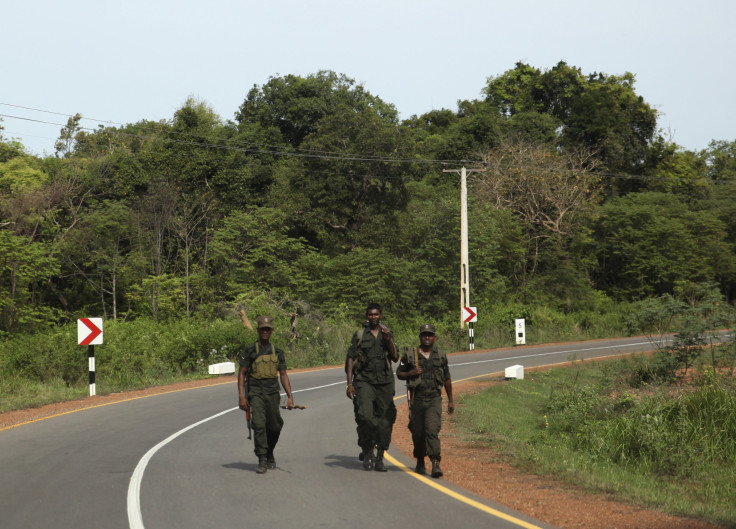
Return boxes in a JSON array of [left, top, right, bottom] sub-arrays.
[[2, 0, 734, 156]]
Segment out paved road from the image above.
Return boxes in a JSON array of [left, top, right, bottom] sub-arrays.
[[0, 336, 667, 529]]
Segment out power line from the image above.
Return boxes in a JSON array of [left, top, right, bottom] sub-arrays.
[[2, 103, 734, 185], [0, 102, 461, 165]]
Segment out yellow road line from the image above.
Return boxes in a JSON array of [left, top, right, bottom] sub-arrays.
[[382, 451, 544, 529]]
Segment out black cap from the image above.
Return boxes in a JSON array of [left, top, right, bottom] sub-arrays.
[[419, 324, 436, 335]]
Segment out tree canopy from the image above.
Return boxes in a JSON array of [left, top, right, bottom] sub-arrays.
[[1, 64, 735, 336]]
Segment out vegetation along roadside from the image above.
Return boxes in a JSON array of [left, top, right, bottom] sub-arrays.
[[453, 338, 736, 527]]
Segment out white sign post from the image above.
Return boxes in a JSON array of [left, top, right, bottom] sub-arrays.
[[515, 318, 526, 345]]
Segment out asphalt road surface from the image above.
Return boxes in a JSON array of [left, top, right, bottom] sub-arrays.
[[0, 336, 670, 529]]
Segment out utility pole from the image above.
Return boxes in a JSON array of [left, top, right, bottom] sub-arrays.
[[443, 164, 483, 328]]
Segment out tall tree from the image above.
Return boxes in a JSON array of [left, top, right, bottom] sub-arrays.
[[61, 200, 140, 320], [475, 140, 603, 292], [0, 231, 59, 332], [483, 62, 658, 174], [236, 71, 398, 147], [54, 113, 82, 158]]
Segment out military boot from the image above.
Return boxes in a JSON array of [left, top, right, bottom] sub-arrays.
[[256, 457, 268, 474], [374, 449, 387, 472], [430, 458, 443, 478], [361, 448, 374, 471], [266, 450, 276, 469], [415, 458, 426, 475]]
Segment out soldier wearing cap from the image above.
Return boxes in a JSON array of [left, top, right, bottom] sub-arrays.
[[238, 315, 294, 473], [396, 323, 454, 477]]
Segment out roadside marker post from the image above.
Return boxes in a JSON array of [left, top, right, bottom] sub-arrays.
[[78, 318, 103, 396], [515, 318, 526, 345], [463, 307, 478, 350]]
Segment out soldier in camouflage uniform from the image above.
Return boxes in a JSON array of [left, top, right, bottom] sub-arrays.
[[396, 324, 454, 478], [238, 316, 294, 474], [345, 303, 399, 472]]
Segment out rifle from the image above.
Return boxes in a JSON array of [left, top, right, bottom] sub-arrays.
[[245, 376, 252, 440], [280, 404, 307, 410], [404, 346, 414, 421], [239, 309, 254, 439]]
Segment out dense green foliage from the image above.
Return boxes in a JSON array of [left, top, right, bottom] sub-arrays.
[[2, 62, 736, 393]]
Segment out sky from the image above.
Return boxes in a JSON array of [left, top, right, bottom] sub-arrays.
[[2, 0, 735, 157]]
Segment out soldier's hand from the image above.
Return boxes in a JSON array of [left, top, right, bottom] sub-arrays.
[[413, 365, 423, 376], [286, 396, 295, 409], [448, 401, 455, 414], [239, 396, 249, 411], [346, 384, 355, 400]]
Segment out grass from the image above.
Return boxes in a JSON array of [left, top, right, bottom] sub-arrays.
[[452, 355, 736, 528]]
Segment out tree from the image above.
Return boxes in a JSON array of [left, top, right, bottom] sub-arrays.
[[591, 192, 734, 299], [705, 139, 736, 182], [236, 71, 398, 147], [61, 200, 140, 320], [0, 231, 60, 333], [172, 191, 215, 319], [475, 140, 603, 294], [54, 113, 82, 158], [209, 208, 311, 299], [134, 181, 178, 319], [562, 72, 657, 173], [287, 104, 411, 253], [0, 156, 50, 239], [483, 62, 658, 174]]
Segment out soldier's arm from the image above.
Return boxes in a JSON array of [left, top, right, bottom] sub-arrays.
[[444, 376, 454, 414], [279, 370, 294, 409], [346, 357, 356, 399], [237, 366, 249, 410], [387, 334, 398, 362]]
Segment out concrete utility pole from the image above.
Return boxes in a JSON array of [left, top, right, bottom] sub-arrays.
[[443, 164, 483, 328]]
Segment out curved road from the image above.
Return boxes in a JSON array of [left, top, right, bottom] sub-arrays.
[[1, 336, 668, 529]]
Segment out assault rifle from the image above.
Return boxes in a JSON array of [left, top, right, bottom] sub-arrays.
[[245, 376, 252, 440]]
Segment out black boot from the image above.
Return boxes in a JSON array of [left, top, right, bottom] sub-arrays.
[[415, 458, 426, 475], [266, 450, 276, 470], [374, 449, 387, 472], [256, 457, 268, 474], [431, 459, 443, 478], [361, 448, 374, 471]]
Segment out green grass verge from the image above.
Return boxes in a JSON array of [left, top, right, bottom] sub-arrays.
[[452, 358, 736, 528]]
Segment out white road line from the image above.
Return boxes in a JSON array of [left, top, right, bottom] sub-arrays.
[[126, 381, 343, 528], [450, 340, 656, 367], [127, 407, 235, 529]]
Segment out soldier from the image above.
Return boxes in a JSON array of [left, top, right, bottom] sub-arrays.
[[345, 303, 399, 471], [396, 324, 454, 478], [238, 315, 294, 474]]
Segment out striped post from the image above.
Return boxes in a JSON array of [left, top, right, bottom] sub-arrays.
[[89, 345, 96, 396], [468, 322, 475, 351]]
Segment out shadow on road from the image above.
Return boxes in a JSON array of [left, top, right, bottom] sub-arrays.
[[324, 453, 401, 473]]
